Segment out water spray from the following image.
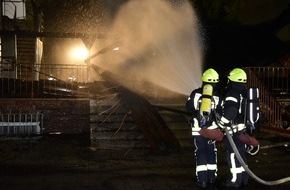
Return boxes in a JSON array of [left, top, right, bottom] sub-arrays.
[[90, 0, 203, 97]]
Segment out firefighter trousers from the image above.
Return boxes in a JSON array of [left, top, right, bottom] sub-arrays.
[[193, 136, 217, 183], [224, 131, 249, 185]]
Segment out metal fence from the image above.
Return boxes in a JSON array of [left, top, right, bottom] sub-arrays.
[[0, 63, 89, 98], [38, 64, 89, 83], [0, 113, 43, 135]]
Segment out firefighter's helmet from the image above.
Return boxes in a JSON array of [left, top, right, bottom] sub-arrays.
[[228, 68, 247, 83], [202, 68, 219, 83]]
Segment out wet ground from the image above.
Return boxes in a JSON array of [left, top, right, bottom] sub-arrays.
[[0, 132, 289, 190]]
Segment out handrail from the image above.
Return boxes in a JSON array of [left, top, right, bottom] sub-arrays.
[[0, 63, 89, 98]]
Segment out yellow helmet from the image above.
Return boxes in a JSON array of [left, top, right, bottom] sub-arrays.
[[202, 68, 219, 83], [228, 68, 247, 83]]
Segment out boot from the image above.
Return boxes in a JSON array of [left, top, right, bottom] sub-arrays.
[[208, 178, 216, 184], [222, 180, 242, 188], [196, 181, 207, 188], [242, 172, 249, 186]]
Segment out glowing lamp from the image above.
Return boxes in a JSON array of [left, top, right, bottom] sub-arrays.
[[70, 46, 89, 61]]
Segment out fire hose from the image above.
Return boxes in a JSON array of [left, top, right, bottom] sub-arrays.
[[224, 127, 290, 186]]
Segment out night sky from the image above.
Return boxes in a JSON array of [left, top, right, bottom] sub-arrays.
[[240, 0, 290, 41], [103, 0, 290, 41]]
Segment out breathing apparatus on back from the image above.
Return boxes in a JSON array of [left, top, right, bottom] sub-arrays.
[[199, 68, 219, 127]]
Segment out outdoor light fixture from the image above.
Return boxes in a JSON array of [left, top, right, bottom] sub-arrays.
[[70, 46, 89, 62]]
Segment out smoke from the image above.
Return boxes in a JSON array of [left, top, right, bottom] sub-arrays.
[[91, 0, 204, 97]]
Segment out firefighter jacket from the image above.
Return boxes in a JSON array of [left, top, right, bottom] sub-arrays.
[[186, 86, 222, 136], [219, 82, 247, 134]]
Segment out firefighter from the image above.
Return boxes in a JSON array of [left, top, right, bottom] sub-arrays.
[[218, 68, 249, 188], [186, 68, 224, 188]]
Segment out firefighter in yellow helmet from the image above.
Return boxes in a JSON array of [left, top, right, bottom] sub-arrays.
[[186, 68, 224, 188], [218, 68, 250, 188]]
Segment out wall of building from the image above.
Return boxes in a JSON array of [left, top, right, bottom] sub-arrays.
[[0, 98, 90, 134]]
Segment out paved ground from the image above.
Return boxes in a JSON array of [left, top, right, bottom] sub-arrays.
[[0, 132, 289, 190]]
